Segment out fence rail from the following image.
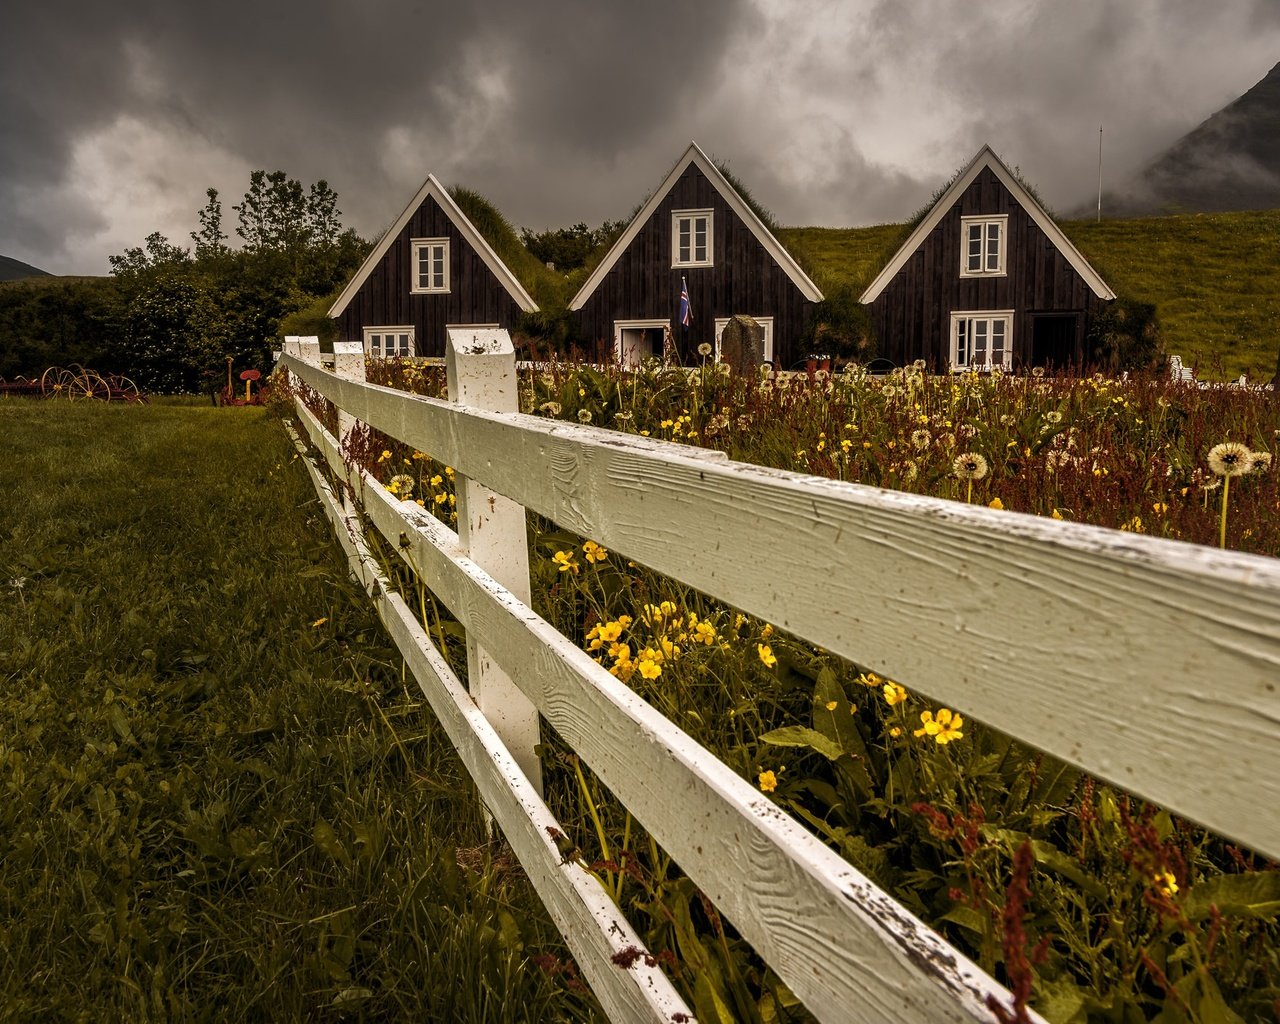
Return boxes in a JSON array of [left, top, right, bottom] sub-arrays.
[[279, 332, 1280, 1023]]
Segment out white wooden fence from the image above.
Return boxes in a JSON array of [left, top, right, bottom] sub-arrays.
[[278, 332, 1280, 1024]]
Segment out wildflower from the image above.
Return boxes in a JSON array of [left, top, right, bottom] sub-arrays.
[[883, 682, 907, 706], [758, 770, 778, 793], [578, 408, 593, 424], [693, 621, 718, 645], [889, 726, 903, 738], [434, 492, 448, 506], [1152, 502, 1168, 515], [388, 473, 415, 497], [311, 617, 328, 628], [1120, 516, 1145, 533], [1207, 441, 1254, 548], [614, 411, 634, 424], [582, 539, 608, 563], [1044, 410, 1063, 424], [1051, 509, 1064, 521], [1031, 366, 1046, 378], [1152, 870, 1179, 898], [825, 700, 838, 711], [553, 550, 579, 574], [757, 644, 777, 668], [697, 342, 713, 357], [538, 401, 562, 416], [760, 623, 774, 639], [988, 497, 1004, 510], [1207, 442, 1253, 478], [953, 453, 989, 481], [910, 429, 932, 450], [412, 451, 427, 460], [637, 659, 662, 680], [1251, 451, 1273, 473], [914, 708, 964, 744], [378, 450, 392, 463]]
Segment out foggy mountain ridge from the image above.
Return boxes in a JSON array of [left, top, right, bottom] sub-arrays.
[[1101, 60, 1280, 216]]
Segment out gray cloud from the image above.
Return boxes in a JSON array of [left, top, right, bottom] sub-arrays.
[[1, 0, 1277, 274]]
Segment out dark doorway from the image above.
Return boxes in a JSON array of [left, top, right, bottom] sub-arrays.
[[1030, 313, 1080, 371]]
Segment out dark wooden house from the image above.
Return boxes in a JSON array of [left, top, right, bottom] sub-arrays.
[[859, 145, 1114, 372], [329, 174, 537, 358], [570, 142, 822, 368]]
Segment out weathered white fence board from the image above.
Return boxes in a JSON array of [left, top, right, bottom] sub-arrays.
[[283, 417, 692, 1024], [290, 398, 1027, 1023], [282, 353, 1280, 862]]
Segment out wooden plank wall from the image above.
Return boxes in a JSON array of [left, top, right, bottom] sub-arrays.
[[336, 196, 526, 356], [574, 165, 815, 367], [869, 168, 1108, 369]]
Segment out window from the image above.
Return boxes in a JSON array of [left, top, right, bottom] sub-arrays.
[[714, 316, 774, 364], [950, 312, 1013, 371], [363, 326, 414, 358], [410, 238, 449, 293], [960, 215, 1007, 277], [671, 210, 713, 267]]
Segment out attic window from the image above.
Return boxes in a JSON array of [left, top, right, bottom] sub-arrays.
[[960, 216, 1007, 277], [411, 238, 450, 293], [672, 210, 713, 267]]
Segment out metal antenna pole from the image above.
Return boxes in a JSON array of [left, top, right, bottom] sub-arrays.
[[1097, 124, 1103, 222]]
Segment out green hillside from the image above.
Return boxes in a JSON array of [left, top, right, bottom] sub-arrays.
[[778, 209, 1280, 382], [1, 254, 53, 282]]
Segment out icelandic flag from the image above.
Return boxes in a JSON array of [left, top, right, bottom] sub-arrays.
[[678, 277, 692, 328]]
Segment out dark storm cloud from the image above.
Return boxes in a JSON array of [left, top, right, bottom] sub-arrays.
[[2, 0, 1279, 273], [0, 0, 754, 271]]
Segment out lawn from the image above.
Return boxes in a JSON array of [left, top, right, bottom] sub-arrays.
[[0, 398, 597, 1021]]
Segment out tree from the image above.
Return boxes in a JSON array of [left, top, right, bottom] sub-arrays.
[[191, 188, 229, 261]]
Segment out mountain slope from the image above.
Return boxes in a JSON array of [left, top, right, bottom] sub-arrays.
[[0, 255, 53, 281], [1112, 62, 1280, 215]]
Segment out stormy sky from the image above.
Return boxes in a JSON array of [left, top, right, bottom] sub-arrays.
[[3, 0, 1278, 275]]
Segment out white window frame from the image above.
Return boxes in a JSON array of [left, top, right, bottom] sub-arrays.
[[613, 318, 671, 368], [410, 237, 450, 294], [949, 311, 1013, 371], [713, 316, 774, 364], [671, 209, 714, 268], [959, 215, 1007, 278], [363, 326, 415, 359]]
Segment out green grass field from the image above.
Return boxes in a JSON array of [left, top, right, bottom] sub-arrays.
[[0, 399, 597, 1021], [779, 208, 1280, 382]]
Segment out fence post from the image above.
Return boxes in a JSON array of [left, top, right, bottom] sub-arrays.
[[332, 341, 366, 449], [292, 336, 321, 369], [446, 328, 543, 796]]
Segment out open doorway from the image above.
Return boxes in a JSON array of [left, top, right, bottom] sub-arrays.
[[613, 319, 670, 368], [1030, 313, 1080, 371]]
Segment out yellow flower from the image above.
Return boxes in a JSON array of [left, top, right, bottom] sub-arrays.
[[758, 770, 778, 793], [693, 621, 718, 645], [757, 644, 777, 668], [988, 497, 1004, 510], [583, 539, 608, 563], [824, 700, 838, 711], [638, 660, 662, 680], [760, 623, 774, 640], [553, 550, 579, 574], [1051, 509, 1064, 521], [1152, 870, 1179, 897], [914, 708, 964, 744], [889, 726, 903, 738], [378, 450, 392, 463], [598, 620, 623, 643], [883, 682, 907, 706], [311, 617, 328, 628]]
